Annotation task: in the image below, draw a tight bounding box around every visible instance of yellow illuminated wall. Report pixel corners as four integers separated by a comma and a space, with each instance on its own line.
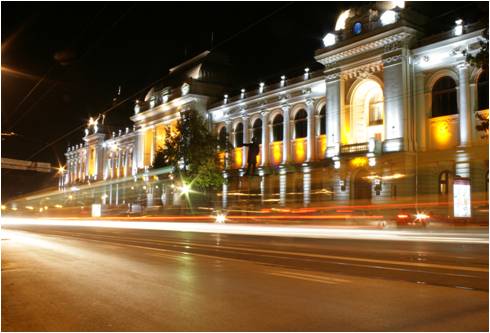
217, 151, 225, 169
233, 148, 242, 169
89, 147, 96, 176
271, 141, 282, 165
256, 145, 261, 166
429, 115, 458, 150
144, 129, 154, 166
293, 138, 306, 163
155, 125, 166, 151
317, 135, 327, 159
350, 157, 368, 168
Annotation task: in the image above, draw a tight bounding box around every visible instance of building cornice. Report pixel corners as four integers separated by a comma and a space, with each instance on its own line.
209, 76, 324, 114
130, 94, 209, 123
315, 26, 417, 66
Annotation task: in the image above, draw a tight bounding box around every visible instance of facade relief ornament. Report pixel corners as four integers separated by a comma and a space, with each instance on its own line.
325, 72, 341, 82
383, 54, 403, 65
318, 32, 411, 65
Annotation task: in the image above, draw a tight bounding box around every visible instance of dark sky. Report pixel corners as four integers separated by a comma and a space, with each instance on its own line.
1, 1, 486, 166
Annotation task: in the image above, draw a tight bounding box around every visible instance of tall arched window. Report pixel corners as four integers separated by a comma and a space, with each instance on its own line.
234, 123, 243, 148
439, 170, 451, 195
218, 126, 227, 150
272, 114, 283, 142
477, 70, 489, 111
319, 105, 326, 135
252, 118, 262, 144
432, 77, 457, 117
294, 109, 308, 138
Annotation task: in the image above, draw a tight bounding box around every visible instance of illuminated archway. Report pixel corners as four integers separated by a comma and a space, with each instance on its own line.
349, 79, 384, 144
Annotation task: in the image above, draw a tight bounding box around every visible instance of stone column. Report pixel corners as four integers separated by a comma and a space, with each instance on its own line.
151, 126, 157, 166
261, 110, 270, 166
457, 63, 472, 147
383, 53, 406, 151
415, 72, 427, 151
306, 98, 315, 162
282, 104, 291, 164
123, 149, 129, 177
117, 149, 122, 178
136, 129, 145, 170
242, 115, 249, 169
224, 120, 232, 170
325, 72, 342, 157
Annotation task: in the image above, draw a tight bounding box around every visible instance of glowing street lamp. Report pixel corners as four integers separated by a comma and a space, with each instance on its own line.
180, 183, 191, 195
215, 213, 226, 224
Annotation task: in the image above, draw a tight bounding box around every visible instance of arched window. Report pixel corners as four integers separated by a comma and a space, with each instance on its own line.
368, 95, 383, 125
477, 70, 489, 111
272, 114, 283, 142
432, 77, 457, 117
252, 118, 262, 144
319, 106, 326, 135
218, 126, 227, 150
234, 123, 243, 147
439, 170, 450, 195
294, 109, 308, 138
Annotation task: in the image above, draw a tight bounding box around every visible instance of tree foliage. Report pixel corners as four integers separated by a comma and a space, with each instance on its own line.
463, 28, 488, 71
153, 109, 224, 190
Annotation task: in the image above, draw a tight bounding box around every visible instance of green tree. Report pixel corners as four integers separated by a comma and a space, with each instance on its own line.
157, 109, 224, 190
463, 28, 488, 71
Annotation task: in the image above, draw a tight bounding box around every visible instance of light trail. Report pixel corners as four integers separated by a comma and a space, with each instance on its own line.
2, 217, 488, 244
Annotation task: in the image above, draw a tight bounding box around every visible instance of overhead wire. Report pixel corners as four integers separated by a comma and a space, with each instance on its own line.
25, 3, 297, 162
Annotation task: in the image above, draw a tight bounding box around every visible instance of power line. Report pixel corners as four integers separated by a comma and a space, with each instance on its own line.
26, 3, 297, 162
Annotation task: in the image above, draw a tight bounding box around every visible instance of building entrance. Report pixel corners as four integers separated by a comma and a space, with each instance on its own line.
353, 169, 372, 201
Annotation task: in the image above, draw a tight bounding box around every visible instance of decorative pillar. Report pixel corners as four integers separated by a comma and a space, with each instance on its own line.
261, 110, 270, 166
306, 98, 315, 162
325, 72, 343, 157
136, 129, 145, 169
151, 126, 157, 166
123, 149, 129, 177
457, 63, 472, 147
383, 53, 406, 152
282, 104, 291, 164
224, 120, 232, 170
242, 114, 249, 169
415, 72, 427, 151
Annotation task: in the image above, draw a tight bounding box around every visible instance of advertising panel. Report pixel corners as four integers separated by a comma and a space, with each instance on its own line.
453, 178, 471, 218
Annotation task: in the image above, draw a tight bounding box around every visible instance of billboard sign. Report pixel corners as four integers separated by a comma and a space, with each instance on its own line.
453, 178, 471, 218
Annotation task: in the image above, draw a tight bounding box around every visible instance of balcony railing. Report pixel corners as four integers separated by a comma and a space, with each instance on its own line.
340, 142, 369, 154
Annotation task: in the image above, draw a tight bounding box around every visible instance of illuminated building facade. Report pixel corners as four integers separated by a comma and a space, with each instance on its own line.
63, 2, 489, 212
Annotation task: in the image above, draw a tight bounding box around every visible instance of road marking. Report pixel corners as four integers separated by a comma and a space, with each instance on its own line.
267, 269, 351, 284
10, 228, 489, 274
72, 232, 488, 273
267, 272, 338, 285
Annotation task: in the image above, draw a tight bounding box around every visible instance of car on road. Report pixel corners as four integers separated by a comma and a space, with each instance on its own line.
395, 210, 431, 227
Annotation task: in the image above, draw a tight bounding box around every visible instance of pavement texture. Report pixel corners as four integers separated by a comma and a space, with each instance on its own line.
2, 223, 488, 331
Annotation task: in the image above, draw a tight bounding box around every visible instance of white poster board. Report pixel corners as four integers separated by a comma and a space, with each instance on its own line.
91, 204, 102, 217
453, 178, 471, 218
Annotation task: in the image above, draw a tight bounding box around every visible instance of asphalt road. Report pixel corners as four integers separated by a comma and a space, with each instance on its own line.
2, 223, 488, 331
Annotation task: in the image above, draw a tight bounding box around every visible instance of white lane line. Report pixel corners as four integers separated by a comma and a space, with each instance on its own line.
271, 270, 351, 283
267, 272, 339, 285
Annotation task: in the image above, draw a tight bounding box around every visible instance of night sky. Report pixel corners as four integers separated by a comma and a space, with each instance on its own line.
2, 1, 486, 167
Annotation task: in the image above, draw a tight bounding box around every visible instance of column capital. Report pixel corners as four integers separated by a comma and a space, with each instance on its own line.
456, 62, 470, 70
260, 109, 270, 117
281, 104, 290, 113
